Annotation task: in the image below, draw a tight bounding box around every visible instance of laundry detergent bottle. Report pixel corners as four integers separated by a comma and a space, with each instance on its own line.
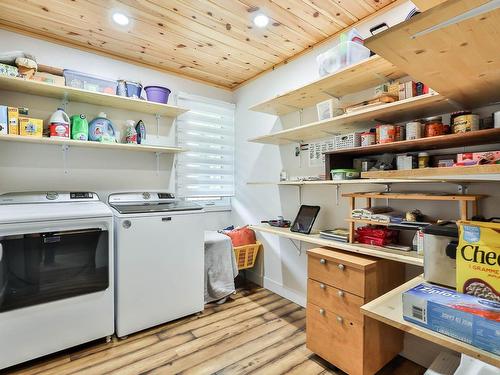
125, 120, 137, 144
89, 112, 116, 143
70, 114, 89, 141
49, 108, 70, 138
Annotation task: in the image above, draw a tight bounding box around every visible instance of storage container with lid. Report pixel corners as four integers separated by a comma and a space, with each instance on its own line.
422, 222, 458, 288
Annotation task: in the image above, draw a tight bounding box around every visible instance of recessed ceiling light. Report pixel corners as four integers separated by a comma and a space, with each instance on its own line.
253, 14, 269, 28
112, 12, 130, 26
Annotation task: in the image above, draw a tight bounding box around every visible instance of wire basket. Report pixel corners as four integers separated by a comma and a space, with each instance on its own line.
233, 241, 262, 270
334, 132, 362, 150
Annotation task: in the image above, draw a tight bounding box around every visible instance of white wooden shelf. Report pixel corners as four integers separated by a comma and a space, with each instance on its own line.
0, 134, 184, 154
361, 276, 500, 368
249, 93, 458, 145
249, 55, 405, 116
250, 224, 423, 266
0, 75, 188, 117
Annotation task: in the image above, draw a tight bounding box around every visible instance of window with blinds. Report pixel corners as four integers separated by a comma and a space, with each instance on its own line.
176, 93, 235, 203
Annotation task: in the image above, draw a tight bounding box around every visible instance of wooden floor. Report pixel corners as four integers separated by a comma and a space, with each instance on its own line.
4, 285, 426, 375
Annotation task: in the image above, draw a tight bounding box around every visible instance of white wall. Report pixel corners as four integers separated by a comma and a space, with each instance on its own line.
0, 29, 233, 230
232, 1, 500, 367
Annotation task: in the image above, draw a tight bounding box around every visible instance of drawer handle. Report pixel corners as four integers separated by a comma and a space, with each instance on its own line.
336, 316, 343, 323
319, 308, 325, 315
319, 283, 326, 289
319, 258, 326, 265
337, 290, 344, 297
337, 263, 345, 271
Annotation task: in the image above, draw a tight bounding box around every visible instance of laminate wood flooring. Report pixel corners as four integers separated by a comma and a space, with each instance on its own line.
4, 285, 426, 375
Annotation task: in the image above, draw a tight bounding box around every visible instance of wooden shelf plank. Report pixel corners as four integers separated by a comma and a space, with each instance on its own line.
248, 93, 458, 145
362, 165, 500, 181
361, 276, 500, 368
0, 75, 188, 117
0, 134, 184, 154
249, 55, 406, 115
365, 0, 500, 108
342, 192, 484, 201
250, 224, 423, 266
247, 179, 447, 186
325, 128, 500, 157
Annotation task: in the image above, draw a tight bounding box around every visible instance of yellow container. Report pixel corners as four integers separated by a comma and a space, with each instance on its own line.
457, 220, 500, 302
7, 107, 19, 135
19, 117, 43, 137
233, 241, 262, 270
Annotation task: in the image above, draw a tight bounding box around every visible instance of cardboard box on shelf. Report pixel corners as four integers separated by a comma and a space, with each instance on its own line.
457, 152, 500, 166
457, 221, 500, 303
403, 282, 500, 355
19, 117, 43, 137
7, 107, 19, 135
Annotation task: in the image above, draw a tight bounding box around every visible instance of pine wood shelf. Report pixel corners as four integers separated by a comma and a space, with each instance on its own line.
247, 179, 445, 186
342, 192, 484, 202
362, 165, 500, 181
249, 93, 458, 145
0, 75, 188, 117
365, 0, 500, 108
361, 276, 500, 368
325, 128, 500, 157
250, 224, 423, 266
249, 55, 405, 116
0, 134, 184, 154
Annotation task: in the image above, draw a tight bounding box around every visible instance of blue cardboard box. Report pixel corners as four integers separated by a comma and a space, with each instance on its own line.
402, 283, 500, 355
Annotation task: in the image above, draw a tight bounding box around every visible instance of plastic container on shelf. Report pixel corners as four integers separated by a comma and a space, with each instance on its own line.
316, 29, 370, 77
63, 69, 117, 94
144, 86, 171, 104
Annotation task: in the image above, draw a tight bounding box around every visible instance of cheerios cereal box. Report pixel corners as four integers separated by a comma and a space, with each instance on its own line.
457, 221, 500, 302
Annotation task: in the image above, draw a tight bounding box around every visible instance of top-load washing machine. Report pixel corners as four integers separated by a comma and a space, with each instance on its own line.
108, 192, 205, 337
0, 192, 114, 370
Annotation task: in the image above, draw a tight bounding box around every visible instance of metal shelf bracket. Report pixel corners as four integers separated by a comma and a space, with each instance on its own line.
155, 152, 161, 175
61, 144, 70, 174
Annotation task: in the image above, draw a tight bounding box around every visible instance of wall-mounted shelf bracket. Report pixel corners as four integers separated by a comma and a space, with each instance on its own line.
155, 113, 161, 138
61, 144, 70, 174
335, 184, 340, 205
61, 92, 69, 112
288, 238, 302, 256
155, 152, 161, 175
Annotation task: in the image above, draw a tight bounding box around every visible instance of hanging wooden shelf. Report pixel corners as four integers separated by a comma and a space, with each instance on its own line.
0, 134, 184, 154
246, 179, 442, 186
361, 165, 500, 181
325, 128, 500, 157
249, 93, 458, 145
0, 75, 188, 117
365, 0, 500, 108
249, 55, 405, 115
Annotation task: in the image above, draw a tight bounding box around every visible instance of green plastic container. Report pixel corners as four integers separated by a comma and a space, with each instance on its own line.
70, 114, 88, 141
330, 169, 360, 180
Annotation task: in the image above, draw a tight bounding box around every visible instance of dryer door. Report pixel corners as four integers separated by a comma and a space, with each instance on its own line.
0, 228, 109, 312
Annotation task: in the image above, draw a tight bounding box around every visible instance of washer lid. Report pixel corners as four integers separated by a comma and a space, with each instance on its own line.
0, 201, 112, 224
110, 201, 203, 214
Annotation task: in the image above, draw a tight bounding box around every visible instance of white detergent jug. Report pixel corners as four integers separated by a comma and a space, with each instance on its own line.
49, 108, 70, 138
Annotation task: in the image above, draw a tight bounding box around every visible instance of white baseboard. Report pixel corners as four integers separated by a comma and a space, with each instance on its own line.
263, 277, 306, 307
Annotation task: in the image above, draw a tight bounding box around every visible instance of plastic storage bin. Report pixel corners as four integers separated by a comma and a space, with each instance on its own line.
233, 241, 261, 270
63, 69, 117, 94
334, 132, 362, 150
317, 41, 371, 77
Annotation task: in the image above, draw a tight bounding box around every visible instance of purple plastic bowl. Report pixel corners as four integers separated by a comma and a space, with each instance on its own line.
144, 86, 171, 104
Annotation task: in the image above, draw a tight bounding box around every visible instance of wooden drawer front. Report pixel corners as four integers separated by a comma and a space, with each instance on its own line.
307, 278, 364, 323
306, 302, 363, 375
308, 254, 366, 297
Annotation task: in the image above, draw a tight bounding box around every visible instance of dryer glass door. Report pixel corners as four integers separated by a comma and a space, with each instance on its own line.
0, 228, 109, 312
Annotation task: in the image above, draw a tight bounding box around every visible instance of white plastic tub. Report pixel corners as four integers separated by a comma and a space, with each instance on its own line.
317, 41, 371, 77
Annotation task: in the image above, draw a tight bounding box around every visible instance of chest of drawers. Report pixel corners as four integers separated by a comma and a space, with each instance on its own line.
306, 247, 405, 375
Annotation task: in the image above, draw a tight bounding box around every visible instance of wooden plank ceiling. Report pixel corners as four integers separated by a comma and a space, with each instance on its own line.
0, 0, 397, 89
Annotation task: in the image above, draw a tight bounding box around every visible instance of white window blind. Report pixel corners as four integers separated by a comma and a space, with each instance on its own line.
176, 93, 235, 199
